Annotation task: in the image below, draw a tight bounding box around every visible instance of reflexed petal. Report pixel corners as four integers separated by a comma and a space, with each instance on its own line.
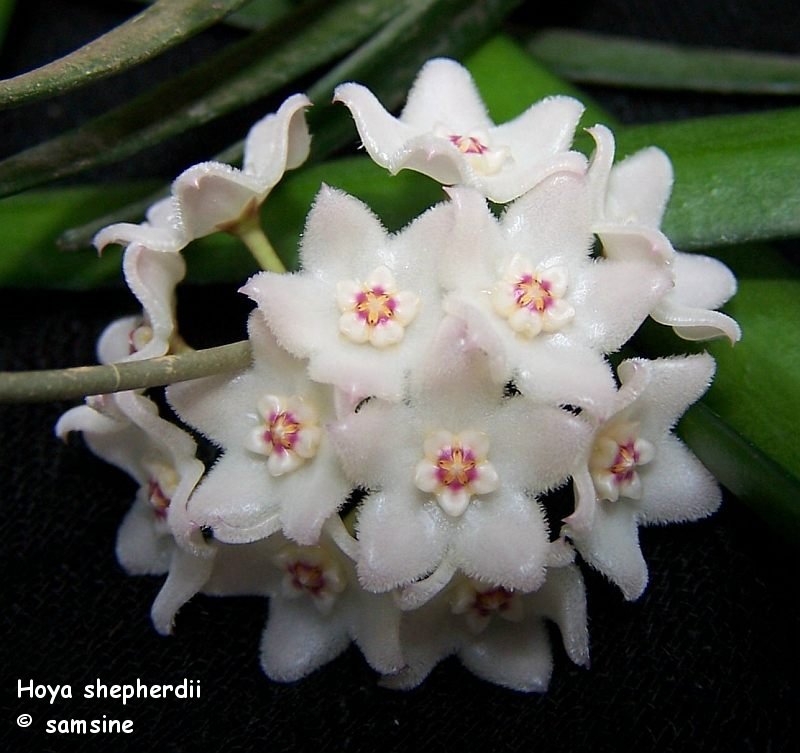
243, 93, 311, 183
151, 547, 215, 635
333, 82, 416, 168
173, 162, 262, 237
122, 243, 185, 360
651, 299, 742, 343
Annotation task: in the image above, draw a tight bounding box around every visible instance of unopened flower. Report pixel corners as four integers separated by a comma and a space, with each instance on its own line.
94, 93, 311, 253
588, 124, 741, 344
564, 354, 722, 599
334, 58, 586, 202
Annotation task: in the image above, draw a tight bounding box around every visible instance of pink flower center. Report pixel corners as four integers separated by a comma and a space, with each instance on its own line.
354, 287, 397, 327
472, 586, 516, 617
148, 478, 170, 519
264, 411, 300, 455
287, 560, 327, 596
435, 445, 478, 490
514, 274, 554, 313
610, 440, 640, 484
449, 134, 489, 155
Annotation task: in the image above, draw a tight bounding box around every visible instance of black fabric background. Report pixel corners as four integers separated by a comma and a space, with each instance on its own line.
1, 2, 798, 751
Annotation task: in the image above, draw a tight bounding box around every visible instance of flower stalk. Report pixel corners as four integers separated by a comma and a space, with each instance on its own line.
0, 341, 252, 403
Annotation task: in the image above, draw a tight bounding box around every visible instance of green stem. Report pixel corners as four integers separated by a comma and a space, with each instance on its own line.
232, 214, 286, 273
0, 341, 252, 404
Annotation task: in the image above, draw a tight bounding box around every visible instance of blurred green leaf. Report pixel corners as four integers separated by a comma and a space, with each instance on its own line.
528, 29, 800, 95
135, 0, 308, 31
0, 0, 251, 109
468, 35, 611, 130
0, 0, 405, 198
0, 0, 15, 50
679, 403, 800, 544
618, 109, 800, 249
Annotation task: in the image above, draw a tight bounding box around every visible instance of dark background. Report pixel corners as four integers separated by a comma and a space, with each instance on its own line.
1, 1, 798, 751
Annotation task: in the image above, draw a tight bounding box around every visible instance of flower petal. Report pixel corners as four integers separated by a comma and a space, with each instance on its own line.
355, 490, 448, 592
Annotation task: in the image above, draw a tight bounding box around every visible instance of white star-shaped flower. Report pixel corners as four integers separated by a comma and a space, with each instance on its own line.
242, 185, 447, 403
330, 334, 591, 596
166, 312, 351, 546
438, 179, 672, 416
202, 518, 403, 682
334, 58, 587, 202
563, 354, 722, 600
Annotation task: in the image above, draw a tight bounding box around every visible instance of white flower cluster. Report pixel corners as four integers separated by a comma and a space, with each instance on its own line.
58, 59, 739, 692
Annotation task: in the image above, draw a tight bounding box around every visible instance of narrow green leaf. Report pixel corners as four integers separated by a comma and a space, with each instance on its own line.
0, 0, 15, 50
0, 0, 251, 109
678, 404, 800, 544
467, 34, 612, 131
617, 109, 800, 249
222, 0, 307, 31
528, 29, 800, 95
0, 0, 405, 198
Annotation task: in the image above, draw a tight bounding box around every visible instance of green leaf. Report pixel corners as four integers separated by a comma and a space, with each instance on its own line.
467, 35, 612, 131
0, 0, 15, 50
0, 0, 405, 198
134, 0, 310, 32
617, 109, 800, 249
0, 0, 252, 109
527, 29, 800, 95
678, 404, 800, 544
